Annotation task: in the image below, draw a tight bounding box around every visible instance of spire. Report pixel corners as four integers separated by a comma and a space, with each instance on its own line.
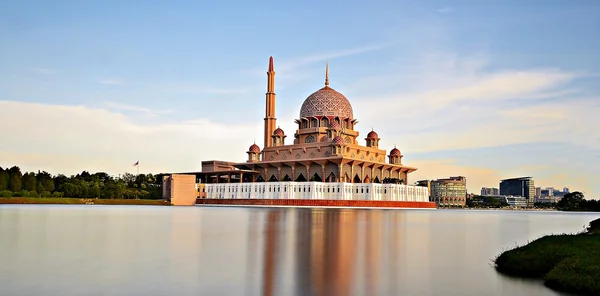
268, 56, 274, 72
325, 61, 329, 87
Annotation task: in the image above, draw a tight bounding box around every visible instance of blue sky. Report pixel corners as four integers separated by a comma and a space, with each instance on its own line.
1, 1, 599, 197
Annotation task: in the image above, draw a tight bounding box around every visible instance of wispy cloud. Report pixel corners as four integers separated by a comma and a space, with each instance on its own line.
99, 79, 123, 85
0, 100, 262, 176
278, 44, 389, 72
171, 85, 248, 95
30, 67, 57, 75
437, 7, 453, 14
242, 44, 391, 79
104, 101, 173, 115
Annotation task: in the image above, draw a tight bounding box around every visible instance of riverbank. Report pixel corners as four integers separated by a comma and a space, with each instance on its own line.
0, 197, 170, 206
494, 218, 600, 295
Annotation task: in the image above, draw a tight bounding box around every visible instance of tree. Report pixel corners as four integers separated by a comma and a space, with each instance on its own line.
0, 167, 8, 191
8, 166, 22, 192
557, 191, 585, 211
36, 171, 55, 192
22, 172, 37, 192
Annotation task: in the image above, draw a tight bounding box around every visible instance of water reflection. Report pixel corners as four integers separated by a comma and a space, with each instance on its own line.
251, 208, 589, 296
0, 205, 596, 296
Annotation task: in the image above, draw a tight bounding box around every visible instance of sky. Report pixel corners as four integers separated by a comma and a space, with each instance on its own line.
1, 1, 599, 197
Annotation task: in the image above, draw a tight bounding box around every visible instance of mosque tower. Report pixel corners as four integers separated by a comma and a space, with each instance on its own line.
264, 56, 277, 148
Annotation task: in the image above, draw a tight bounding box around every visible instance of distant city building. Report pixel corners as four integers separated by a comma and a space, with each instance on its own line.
535, 187, 542, 198
541, 189, 553, 197
416, 180, 431, 195
563, 187, 570, 193
499, 177, 535, 206
481, 187, 499, 196
504, 196, 528, 208
535, 197, 561, 204
431, 176, 467, 207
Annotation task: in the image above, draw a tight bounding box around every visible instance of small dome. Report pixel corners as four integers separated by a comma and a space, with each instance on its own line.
390, 147, 401, 156
273, 127, 285, 137
248, 143, 261, 153
366, 130, 379, 139
329, 121, 341, 130
332, 136, 345, 145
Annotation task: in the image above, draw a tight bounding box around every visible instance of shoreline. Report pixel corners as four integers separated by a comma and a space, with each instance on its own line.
0, 197, 170, 206
494, 218, 600, 295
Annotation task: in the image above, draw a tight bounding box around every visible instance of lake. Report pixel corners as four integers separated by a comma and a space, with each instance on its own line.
0, 205, 598, 296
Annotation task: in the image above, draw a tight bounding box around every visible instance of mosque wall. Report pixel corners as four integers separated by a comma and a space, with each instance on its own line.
203, 182, 430, 202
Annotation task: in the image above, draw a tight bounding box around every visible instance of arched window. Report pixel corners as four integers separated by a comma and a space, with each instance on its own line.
311, 118, 318, 128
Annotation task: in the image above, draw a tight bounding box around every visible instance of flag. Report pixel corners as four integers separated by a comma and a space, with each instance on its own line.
133, 161, 139, 166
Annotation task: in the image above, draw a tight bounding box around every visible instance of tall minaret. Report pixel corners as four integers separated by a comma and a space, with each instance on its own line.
264, 56, 277, 148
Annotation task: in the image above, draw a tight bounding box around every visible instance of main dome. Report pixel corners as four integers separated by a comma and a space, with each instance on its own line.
299, 86, 354, 119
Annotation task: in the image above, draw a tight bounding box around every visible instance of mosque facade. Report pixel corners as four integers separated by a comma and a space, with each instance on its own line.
234, 57, 417, 184
163, 57, 432, 207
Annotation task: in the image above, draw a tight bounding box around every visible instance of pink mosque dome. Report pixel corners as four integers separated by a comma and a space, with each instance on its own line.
390, 147, 401, 156
248, 143, 261, 153
273, 127, 285, 137
299, 64, 353, 120
332, 136, 345, 145
366, 130, 379, 139
299, 86, 353, 120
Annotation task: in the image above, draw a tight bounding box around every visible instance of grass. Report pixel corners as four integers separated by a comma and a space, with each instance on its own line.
0, 197, 171, 206
494, 218, 600, 295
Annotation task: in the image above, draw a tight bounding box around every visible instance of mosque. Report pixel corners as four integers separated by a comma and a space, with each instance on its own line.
163, 57, 432, 207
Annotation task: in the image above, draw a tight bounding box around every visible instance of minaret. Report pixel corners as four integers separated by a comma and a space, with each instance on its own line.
264, 56, 277, 148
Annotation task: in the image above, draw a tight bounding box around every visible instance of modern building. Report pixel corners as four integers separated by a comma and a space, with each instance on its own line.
563, 187, 570, 193
499, 177, 535, 206
541, 188, 554, 197
481, 187, 499, 196
430, 176, 467, 207
162, 57, 433, 206
535, 187, 542, 198
504, 196, 528, 208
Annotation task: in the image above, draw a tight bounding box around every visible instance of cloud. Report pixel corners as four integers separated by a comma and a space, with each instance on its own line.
99, 79, 123, 85
242, 44, 390, 79
278, 44, 389, 72
104, 101, 174, 115
162, 84, 249, 95
346, 52, 594, 154
30, 68, 57, 75
0, 100, 262, 176
437, 7, 453, 14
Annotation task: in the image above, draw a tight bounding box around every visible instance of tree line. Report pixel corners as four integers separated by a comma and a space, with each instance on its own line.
556, 192, 600, 211
0, 166, 163, 199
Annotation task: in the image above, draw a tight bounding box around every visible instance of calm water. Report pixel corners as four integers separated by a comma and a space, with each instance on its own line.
0, 205, 598, 296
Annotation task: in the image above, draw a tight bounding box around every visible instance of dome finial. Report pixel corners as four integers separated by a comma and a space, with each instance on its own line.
325, 61, 329, 87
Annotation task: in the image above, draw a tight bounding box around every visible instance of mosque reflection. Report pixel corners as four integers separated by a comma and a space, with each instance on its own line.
253, 208, 408, 296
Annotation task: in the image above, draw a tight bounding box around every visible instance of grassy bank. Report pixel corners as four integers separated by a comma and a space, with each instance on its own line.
0, 197, 170, 206
494, 218, 600, 295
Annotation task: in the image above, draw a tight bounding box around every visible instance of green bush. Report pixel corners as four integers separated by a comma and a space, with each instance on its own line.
545, 254, 600, 295
495, 231, 600, 295
52, 191, 64, 198
0, 190, 12, 197
12, 190, 31, 197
